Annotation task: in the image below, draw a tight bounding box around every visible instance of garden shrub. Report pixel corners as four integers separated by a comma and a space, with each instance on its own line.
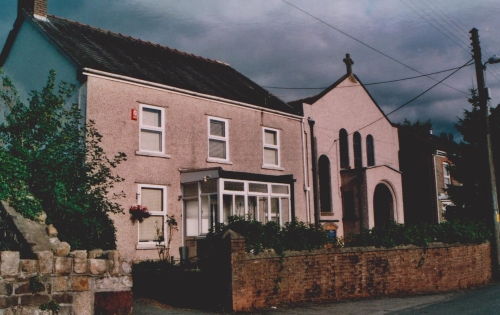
205, 216, 329, 254
344, 220, 491, 248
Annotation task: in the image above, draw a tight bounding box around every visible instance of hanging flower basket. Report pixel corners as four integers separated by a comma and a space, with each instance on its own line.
129, 205, 150, 223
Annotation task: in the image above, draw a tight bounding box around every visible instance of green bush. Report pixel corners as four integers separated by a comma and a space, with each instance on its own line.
0, 70, 126, 250
205, 216, 329, 254
345, 220, 491, 248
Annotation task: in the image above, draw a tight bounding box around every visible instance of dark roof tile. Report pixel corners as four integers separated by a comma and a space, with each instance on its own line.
28, 14, 299, 115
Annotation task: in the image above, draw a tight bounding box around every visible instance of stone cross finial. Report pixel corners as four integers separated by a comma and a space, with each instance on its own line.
343, 53, 354, 75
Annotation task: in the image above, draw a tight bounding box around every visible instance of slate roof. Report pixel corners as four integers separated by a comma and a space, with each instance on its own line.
1, 13, 299, 115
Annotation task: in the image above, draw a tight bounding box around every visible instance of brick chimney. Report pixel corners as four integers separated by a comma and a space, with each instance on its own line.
18, 0, 47, 20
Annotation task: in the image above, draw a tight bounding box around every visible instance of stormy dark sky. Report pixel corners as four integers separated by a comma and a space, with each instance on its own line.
1, 0, 499, 139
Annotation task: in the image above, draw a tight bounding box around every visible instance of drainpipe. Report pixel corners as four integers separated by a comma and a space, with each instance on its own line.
301, 118, 311, 224
308, 118, 320, 227
432, 153, 440, 223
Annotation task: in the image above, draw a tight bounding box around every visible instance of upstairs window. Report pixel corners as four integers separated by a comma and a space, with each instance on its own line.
366, 135, 375, 166
339, 129, 349, 168
353, 132, 362, 168
443, 162, 451, 186
140, 105, 164, 153
263, 128, 280, 166
208, 117, 229, 161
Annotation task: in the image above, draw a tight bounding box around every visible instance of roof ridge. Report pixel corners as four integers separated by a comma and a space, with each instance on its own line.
45, 14, 230, 67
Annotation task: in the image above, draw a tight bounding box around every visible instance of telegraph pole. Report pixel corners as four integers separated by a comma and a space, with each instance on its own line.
470, 28, 500, 279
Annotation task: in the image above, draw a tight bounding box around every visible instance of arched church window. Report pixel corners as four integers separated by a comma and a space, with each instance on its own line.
339, 129, 349, 168
353, 132, 362, 168
367, 135, 375, 167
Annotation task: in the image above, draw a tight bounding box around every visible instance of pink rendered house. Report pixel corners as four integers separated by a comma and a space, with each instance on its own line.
1, 1, 404, 261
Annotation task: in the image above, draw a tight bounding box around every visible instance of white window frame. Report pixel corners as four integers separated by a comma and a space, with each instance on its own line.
207, 117, 230, 163
220, 180, 291, 226
262, 127, 281, 168
182, 179, 291, 237
139, 104, 165, 155
136, 184, 167, 248
443, 162, 451, 186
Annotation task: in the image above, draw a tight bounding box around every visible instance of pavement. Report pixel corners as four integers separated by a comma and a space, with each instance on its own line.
132, 282, 500, 314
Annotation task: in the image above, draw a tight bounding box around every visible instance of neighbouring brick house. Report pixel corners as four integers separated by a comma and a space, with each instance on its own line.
1, 0, 404, 261
398, 127, 459, 224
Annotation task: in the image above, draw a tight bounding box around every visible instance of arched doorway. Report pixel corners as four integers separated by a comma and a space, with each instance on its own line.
373, 183, 393, 226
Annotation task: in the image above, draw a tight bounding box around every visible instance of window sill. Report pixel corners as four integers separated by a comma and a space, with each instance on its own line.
261, 165, 285, 171
206, 158, 233, 165
136, 151, 171, 159
136, 243, 162, 250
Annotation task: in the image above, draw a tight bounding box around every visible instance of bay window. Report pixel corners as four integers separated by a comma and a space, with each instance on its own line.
183, 178, 291, 237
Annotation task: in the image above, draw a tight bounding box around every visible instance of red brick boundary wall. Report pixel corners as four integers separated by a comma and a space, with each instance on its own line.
224, 233, 492, 312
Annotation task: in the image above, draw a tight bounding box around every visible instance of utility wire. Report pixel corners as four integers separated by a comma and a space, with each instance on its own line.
422, 0, 471, 48
423, 0, 500, 83
324, 58, 473, 154
262, 64, 472, 90
428, 0, 468, 34
419, 0, 500, 84
281, 0, 470, 96
400, 0, 470, 53
352, 59, 472, 134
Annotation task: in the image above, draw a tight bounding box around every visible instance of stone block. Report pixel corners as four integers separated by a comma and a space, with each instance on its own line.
1, 252, 20, 276
89, 259, 107, 275
19, 294, 50, 307
0, 282, 13, 296
70, 251, 87, 274
107, 260, 120, 276
57, 305, 72, 315
52, 276, 69, 292
52, 293, 73, 304
94, 291, 132, 315
121, 259, 132, 274
121, 275, 133, 288
88, 249, 103, 259
35, 252, 53, 275
107, 250, 120, 261
46, 224, 57, 237
20, 260, 38, 275
95, 277, 120, 291
14, 282, 31, 295
52, 242, 70, 257
0, 296, 18, 309
54, 257, 72, 275
70, 276, 90, 292
73, 291, 92, 315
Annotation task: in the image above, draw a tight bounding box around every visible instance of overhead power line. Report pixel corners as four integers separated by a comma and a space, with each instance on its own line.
322, 58, 472, 154
352, 59, 473, 135
401, 0, 470, 53
262, 64, 472, 90
281, 0, 470, 95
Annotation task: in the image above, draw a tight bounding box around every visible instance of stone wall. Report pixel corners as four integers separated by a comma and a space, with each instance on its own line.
224, 233, 492, 312
0, 250, 132, 315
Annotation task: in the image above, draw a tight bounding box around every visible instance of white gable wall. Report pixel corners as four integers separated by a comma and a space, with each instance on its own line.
303, 74, 403, 235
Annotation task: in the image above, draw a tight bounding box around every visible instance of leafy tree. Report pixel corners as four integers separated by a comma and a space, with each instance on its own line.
446, 89, 500, 221
400, 118, 433, 136
0, 70, 126, 249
